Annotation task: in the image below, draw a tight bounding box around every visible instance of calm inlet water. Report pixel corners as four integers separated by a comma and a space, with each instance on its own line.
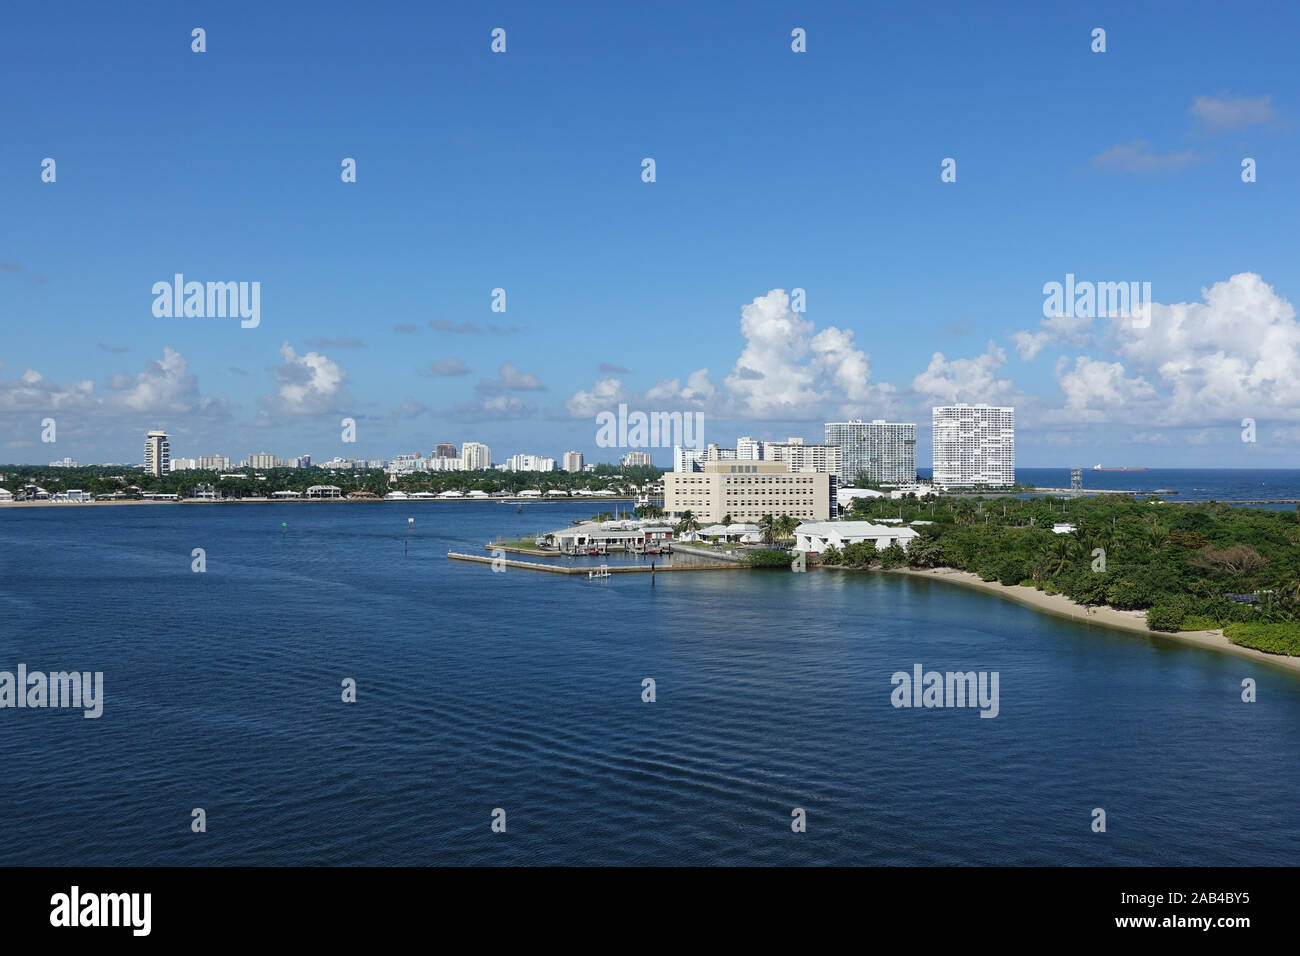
1, 500, 1298, 866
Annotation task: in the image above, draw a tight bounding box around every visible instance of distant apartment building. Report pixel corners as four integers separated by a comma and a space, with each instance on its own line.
461, 442, 491, 471
427, 456, 463, 471
824, 419, 916, 485
703, 443, 737, 462
249, 453, 277, 469
736, 437, 761, 461
387, 454, 425, 475
621, 451, 653, 467
673, 445, 704, 472
505, 453, 556, 472
198, 455, 230, 471
931, 404, 1015, 488
49, 457, 78, 468
434, 443, 458, 459
663, 461, 831, 523
563, 450, 584, 472
319, 456, 367, 470
291, 455, 311, 468
170, 457, 198, 471
762, 438, 843, 477
144, 430, 170, 476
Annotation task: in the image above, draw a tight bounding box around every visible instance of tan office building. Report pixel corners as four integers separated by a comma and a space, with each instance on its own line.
663, 461, 830, 523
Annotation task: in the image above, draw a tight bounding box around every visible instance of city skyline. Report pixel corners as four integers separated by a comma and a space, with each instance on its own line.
5, 3, 1300, 469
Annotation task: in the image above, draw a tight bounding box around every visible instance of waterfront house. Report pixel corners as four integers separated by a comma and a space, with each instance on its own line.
794, 521, 919, 554
682, 523, 761, 544
542, 519, 674, 554
307, 485, 343, 498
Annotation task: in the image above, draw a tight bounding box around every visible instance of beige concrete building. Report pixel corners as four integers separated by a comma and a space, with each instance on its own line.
663, 461, 830, 523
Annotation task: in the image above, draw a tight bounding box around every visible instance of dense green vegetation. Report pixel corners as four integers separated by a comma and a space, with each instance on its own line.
819, 541, 876, 567
1224, 622, 1300, 656
0, 463, 661, 500
841, 491, 1300, 651
746, 548, 795, 568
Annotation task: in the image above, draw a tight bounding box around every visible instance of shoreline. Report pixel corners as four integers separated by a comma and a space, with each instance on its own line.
0, 496, 638, 508
884, 566, 1300, 675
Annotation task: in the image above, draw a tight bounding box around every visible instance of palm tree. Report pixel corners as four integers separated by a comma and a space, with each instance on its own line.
1043, 534, 1079, 576
721, 512, 733, 526
675, 510, 699, 536
776, 514, 798, 543
758, 513, 776, 545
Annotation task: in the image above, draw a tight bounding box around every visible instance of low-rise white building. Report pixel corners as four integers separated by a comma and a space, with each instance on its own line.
794, 521, 919, 554
682, 523, 761, 544
837, 488, 887, 511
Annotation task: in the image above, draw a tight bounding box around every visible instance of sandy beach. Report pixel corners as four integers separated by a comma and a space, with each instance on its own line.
886, 566, 1300, 676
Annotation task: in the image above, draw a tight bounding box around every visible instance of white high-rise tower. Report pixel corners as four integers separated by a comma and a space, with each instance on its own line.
931, 404, 1014, 488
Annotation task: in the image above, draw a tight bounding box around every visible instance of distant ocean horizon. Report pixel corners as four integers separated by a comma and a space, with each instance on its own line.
912, 467, 1300, 504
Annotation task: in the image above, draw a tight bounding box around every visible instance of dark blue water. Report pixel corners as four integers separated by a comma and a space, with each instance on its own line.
2, 501, 1298, 865
1007, 468, 1298, 504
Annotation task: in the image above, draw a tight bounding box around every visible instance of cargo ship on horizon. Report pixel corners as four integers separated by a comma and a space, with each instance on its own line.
1092, 464, 1149, 472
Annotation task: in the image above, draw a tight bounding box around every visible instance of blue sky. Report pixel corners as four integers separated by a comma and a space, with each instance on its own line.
3, 0, 1299, 468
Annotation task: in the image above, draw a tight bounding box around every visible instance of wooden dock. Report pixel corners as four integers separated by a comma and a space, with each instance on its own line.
446, 552, 746, 574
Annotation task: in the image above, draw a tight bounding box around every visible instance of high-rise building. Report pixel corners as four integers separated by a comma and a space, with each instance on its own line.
563, 450, 584, 472
703, 443, 736, 461
763, 438, 843, 476
504, 453, 556, 472
198, 455, 230, 471
663, 461, 830, 523
824, 420, 916, 485
673, 445, 704, 472
736, 437, 762, 460
621, 451, 653, 467
434, 443, 458, 459
931, 404, 1015, 489
461, 442, 491, 470
144, 430, 170, 476
249, 453, 277, 469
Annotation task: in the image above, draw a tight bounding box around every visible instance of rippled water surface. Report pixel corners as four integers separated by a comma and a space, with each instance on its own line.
1, 501, 1297, 865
